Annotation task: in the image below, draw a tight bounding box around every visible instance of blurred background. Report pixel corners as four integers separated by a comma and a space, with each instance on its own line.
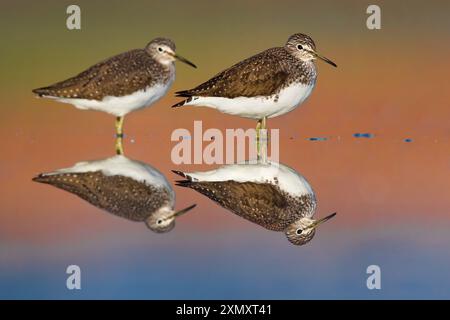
0, 0, 449, 299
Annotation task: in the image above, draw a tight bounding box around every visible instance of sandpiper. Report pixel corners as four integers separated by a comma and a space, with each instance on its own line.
32, 37, 196, 154
173, 162, 336, 245
32, 155, 196, 232
172, 33, 336, 155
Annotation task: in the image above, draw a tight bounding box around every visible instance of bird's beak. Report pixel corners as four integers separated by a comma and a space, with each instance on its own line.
169, 204, 197, 219
168, 51, 197, 68
311, 212, 337, 228
310, 50, 337, 67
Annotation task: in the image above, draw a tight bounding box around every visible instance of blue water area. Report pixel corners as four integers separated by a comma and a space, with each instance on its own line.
353, 133, 374, 138
308, 137, 328, 141
404, 138, 413, 143
2, 224, 450, 299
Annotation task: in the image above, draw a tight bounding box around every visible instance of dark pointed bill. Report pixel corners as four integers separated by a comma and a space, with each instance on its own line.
315, 52, 337, 67
171, 204, 197, 218
173, 53, 197, 68
312, 212, 337, 228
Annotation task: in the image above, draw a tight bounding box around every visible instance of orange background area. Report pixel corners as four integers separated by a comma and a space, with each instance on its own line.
0, 0, 449, 253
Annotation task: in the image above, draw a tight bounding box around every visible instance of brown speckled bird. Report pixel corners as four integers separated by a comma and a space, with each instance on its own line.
32, 155, 196, 232
172, 162, 336, 245
32, 37, 196, 154
172, 33, 336, 155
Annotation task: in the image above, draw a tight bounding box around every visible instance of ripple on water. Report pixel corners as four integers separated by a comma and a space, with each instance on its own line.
307, 137, 328, 141
353, 133, 374, 138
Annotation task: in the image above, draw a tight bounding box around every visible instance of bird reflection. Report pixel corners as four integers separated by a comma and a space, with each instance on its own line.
33, 155, 196, 232
173, 161, 335, 245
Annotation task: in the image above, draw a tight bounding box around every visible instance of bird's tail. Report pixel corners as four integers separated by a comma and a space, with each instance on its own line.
172, 170, 194, 188
32, 173, 53, 184
32, 86, 53, 97
32, 173, 70, 188
32, 172, 81, 188
174, 180, 194, 188
171, 92, 197, 108
171, 99, 188, 108
32, 172, 95, 204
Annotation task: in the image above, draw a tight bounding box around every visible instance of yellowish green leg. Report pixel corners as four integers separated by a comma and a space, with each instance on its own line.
262, 116, 270, 144
115, 116, 124, 155
260, 116, 268, 163
256, 119, 262, 160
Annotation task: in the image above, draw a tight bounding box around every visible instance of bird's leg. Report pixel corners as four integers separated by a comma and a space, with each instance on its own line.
256, 119, 262, 161
260, 116, 268, 163
262, 116, 270, 141
115, 116, 124, 155
115, 136, 124, 155
261, 116, 267, 130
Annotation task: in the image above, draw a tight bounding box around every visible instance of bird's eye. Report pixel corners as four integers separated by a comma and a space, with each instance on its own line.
158, 47, 163, 52
157, 219, 163, 225
296, 229, 303, 235
297, 44, 303, 50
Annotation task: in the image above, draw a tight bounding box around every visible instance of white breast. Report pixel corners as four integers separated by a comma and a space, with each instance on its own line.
185, 161, 314, 197
45, 155, 175, 206
56, 77, 174, 117
184, 82, 315, 120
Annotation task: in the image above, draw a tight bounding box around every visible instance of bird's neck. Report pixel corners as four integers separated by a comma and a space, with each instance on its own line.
289, 59, 316, 86
155, 61, 175, 84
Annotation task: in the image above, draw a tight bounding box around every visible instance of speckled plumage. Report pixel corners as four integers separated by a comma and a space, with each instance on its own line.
33, 171, 171, 222
176, 47, 316, 104
32, 49, 173, 100
172, 33, 322, 114
176, 48, 315, 100
174, 172, 316, 231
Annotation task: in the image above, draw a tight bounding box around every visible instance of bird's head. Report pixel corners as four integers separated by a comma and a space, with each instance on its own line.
285, 33, 337, 68
145, 204, 196, 233
284, 212, 336, 245
145, 37, 196, 68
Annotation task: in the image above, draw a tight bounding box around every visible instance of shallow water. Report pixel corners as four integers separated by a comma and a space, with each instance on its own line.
1, 0, 450, 299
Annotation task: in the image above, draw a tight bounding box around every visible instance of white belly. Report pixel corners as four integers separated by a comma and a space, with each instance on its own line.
184, 82, 315, 120
185, 161, 315, 198
45, 155, 176, 206
55, 81, 173, 117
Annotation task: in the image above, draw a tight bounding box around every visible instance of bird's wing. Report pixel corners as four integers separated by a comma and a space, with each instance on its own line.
176, 179, 289, 230
175, 48, 289, 99
32, 171, 169, 221
32, 50, 158, 100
